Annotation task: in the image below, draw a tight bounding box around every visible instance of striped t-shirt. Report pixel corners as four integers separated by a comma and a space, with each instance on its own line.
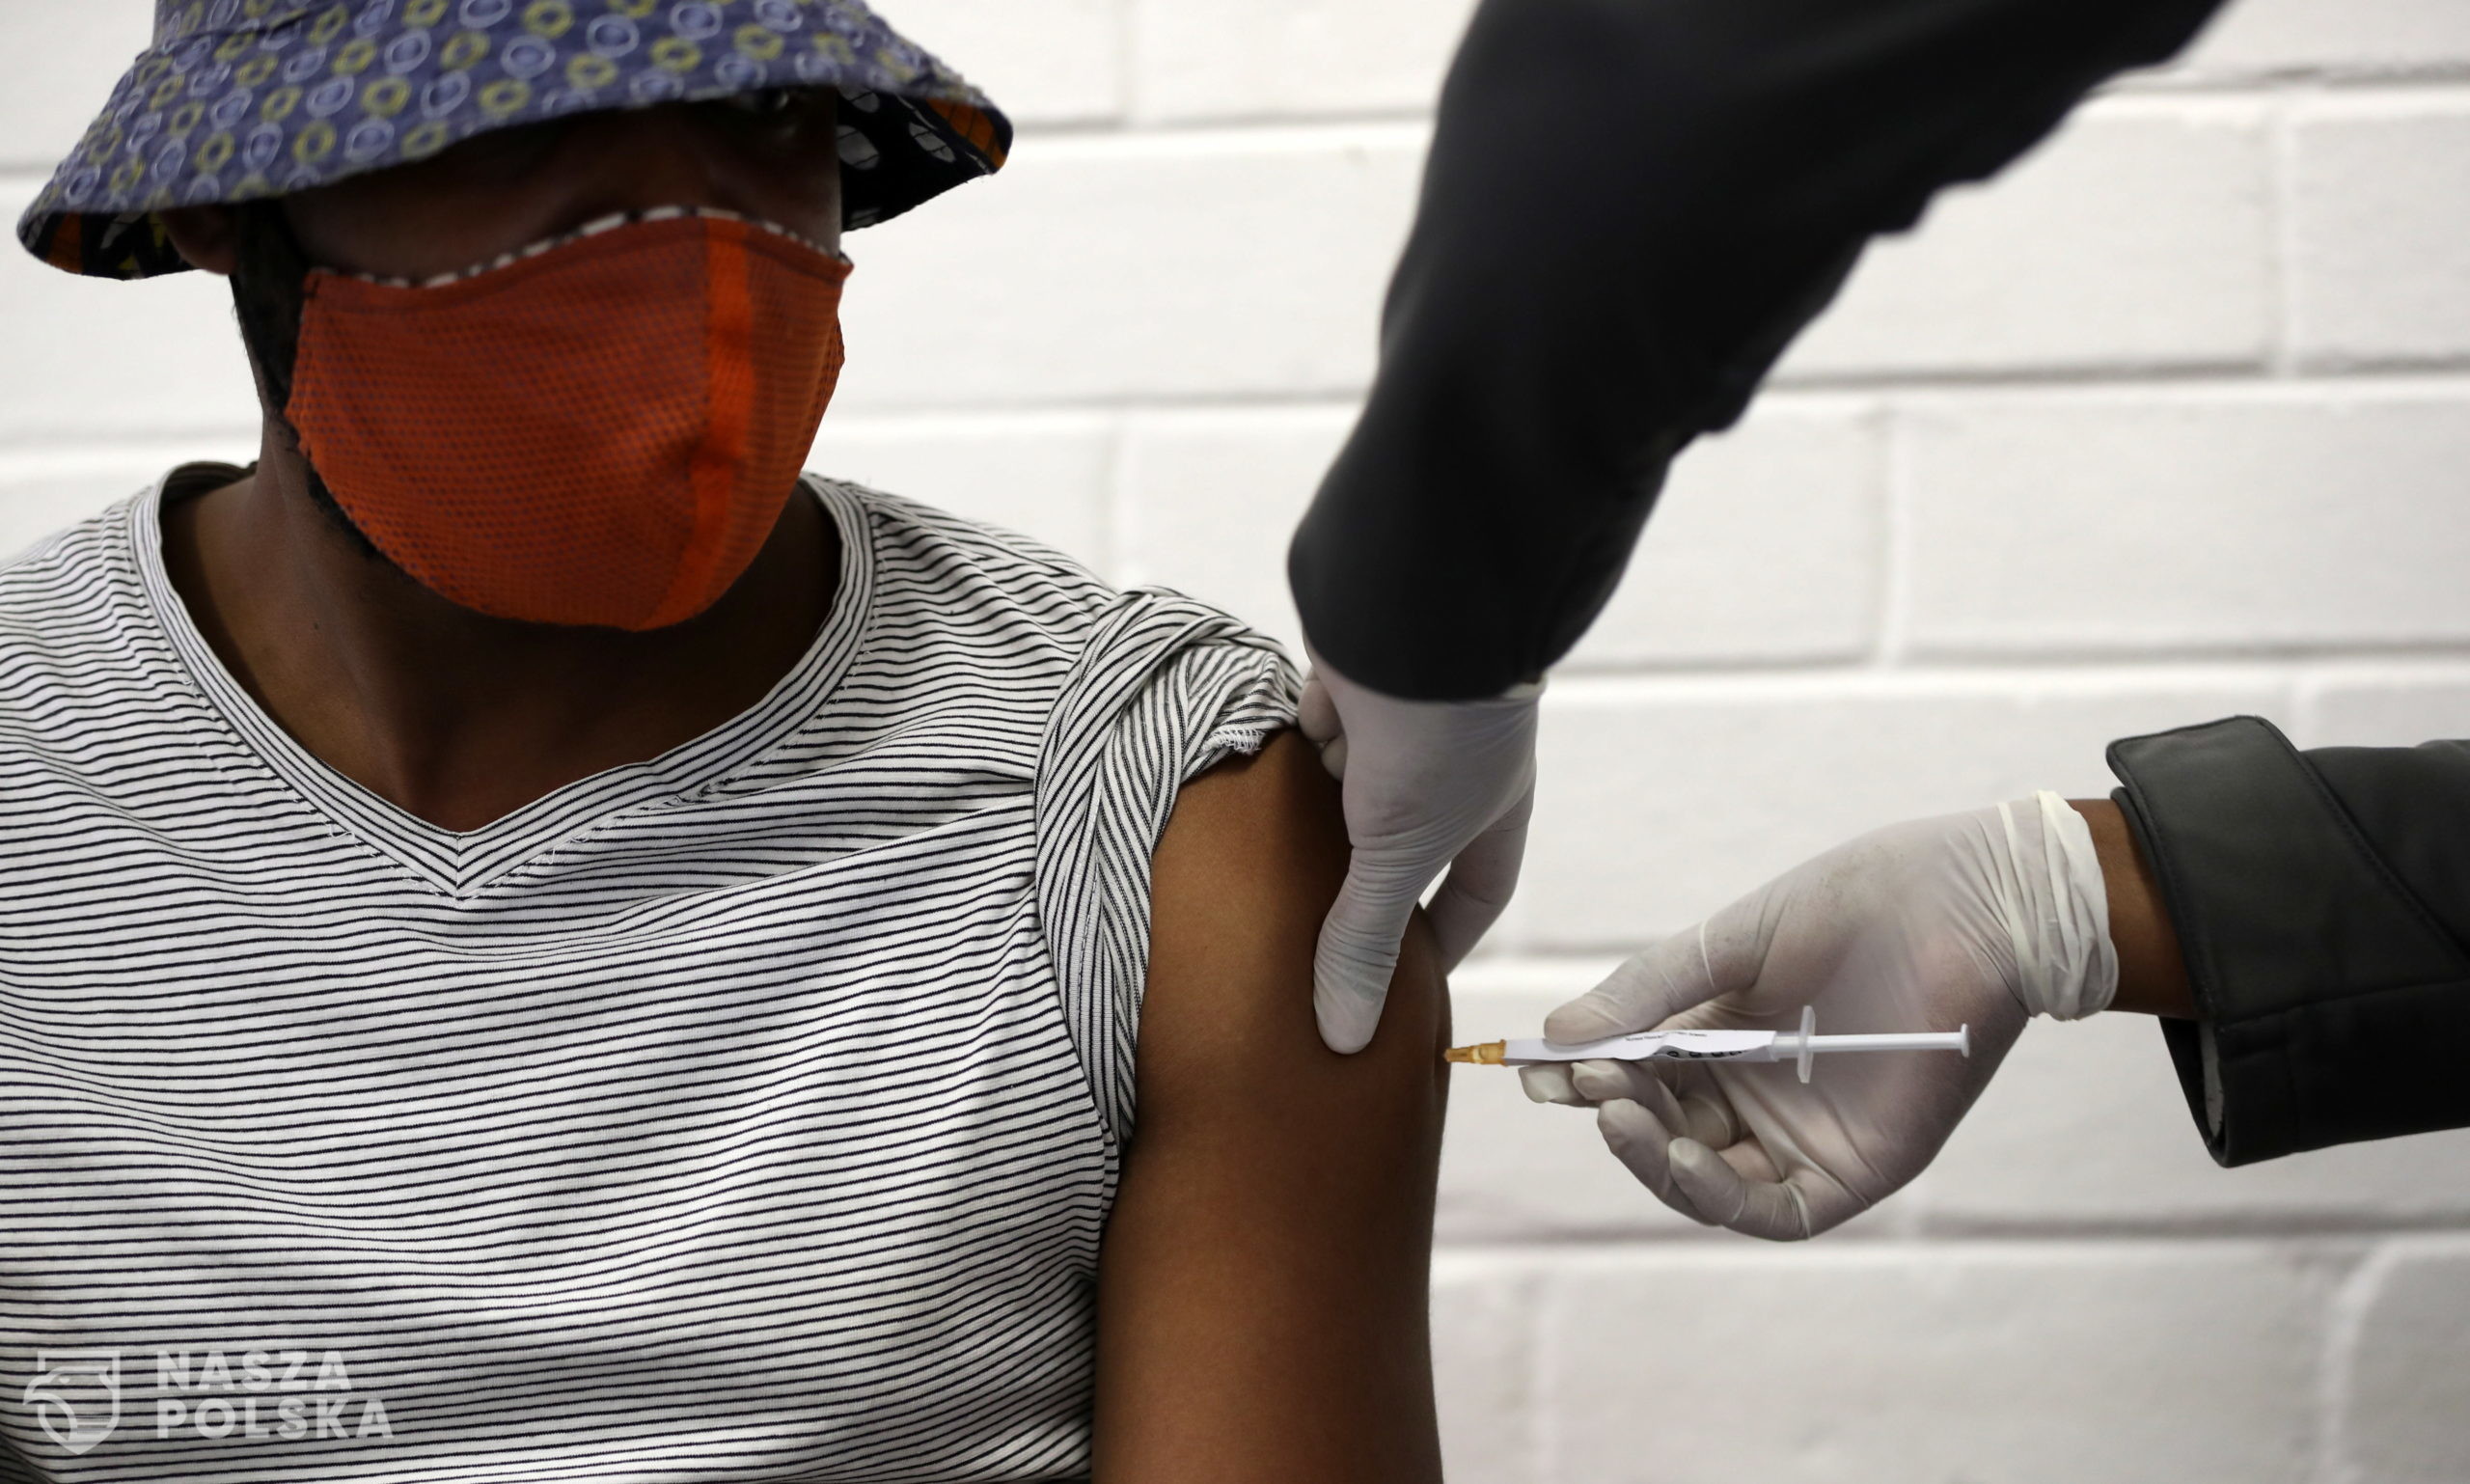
0, 466, 1298, 1483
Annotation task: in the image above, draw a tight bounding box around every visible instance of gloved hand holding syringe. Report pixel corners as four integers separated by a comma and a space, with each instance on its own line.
1468, 793, 2110, 1241
1447, 1005, 1970, 1083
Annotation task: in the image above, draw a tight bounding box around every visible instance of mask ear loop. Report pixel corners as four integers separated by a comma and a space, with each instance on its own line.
226, 201, 385, 559
228, 199, 313, 419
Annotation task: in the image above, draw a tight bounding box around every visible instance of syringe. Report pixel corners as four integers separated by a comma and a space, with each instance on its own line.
1444, 1006, 1969, 1084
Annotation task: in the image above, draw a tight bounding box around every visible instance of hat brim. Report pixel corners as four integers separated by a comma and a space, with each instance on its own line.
15, 0, 1010, 280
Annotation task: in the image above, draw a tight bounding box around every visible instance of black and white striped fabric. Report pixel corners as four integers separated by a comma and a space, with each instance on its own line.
0, 467, 1296, 1483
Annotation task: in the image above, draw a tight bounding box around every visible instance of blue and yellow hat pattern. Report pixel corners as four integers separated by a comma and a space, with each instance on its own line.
16, 0, 1011, 280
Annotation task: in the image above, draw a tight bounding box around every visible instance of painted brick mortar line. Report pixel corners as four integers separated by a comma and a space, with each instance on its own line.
13, 67, 2470, 175
1876, 407, 1917, 668
1432, 1238, 2408, 1261
841, 365, 2470, 415
1529, 1267, 1568, 1484
1777, 359, 2470, 393
29, 377, 2470, 458
939, 71, 2470, 138
1545, 645, 2470, 679
1531, 661, 2470, 701
987, 74, 2470, 136
1470, 1265, 1546, 1480
1908, 1212, 2470, 1242
1432, 1219, 2470, 1251
66, 363, 2425, 429
2314, 1243, 2394, 1484
1098, 413, 1135, 586
19, 363, 2470, 460
11, 74, 2465, 173
1109, 0, 1139, 139
2128, 65, 2470, 94
6, 73, 2466, 164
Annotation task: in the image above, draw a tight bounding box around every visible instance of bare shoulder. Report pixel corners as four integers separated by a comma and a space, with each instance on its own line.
1142, 728, 1451, 1110
1092, 728, 1446, 1484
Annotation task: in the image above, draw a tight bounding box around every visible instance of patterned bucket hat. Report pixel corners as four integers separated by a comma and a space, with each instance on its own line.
16, 0, 1011, 280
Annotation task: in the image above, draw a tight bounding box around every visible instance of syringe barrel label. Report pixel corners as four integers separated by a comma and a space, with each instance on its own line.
1506, 1030, 1780, 1063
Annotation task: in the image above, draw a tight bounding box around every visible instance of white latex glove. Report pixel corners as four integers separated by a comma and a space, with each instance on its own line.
1301, 644, 1541, 1054
1523, 794, 2115, 1239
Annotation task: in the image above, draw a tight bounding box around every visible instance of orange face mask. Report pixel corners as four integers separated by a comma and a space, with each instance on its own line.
285, 211, 851, 631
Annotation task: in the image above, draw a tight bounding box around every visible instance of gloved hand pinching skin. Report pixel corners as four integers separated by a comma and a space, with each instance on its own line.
1301, 646, 1540, 1054
1524, 798, 2114, 1239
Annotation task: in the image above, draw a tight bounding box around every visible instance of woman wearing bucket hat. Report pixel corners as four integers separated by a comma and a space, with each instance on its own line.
0, 4, 1448, 1479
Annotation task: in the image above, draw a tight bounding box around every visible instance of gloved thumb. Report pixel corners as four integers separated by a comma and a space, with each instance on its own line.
1298, 673, 1348, 781
1546, 897, 1762, 1044
1313, 849, 1429, 1054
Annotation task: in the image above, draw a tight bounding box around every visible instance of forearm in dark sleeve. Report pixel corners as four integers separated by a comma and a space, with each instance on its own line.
2108, 718, 2470, 1167
1290, 0, 2232, 701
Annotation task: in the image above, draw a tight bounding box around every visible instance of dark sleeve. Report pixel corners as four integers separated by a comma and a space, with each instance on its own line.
1289, 0, 2233, 701
2107, 718, 2470, 1166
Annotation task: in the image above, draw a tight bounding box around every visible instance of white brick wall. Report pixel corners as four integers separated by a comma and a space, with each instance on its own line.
881, 0, 1125, 125
2338, 1244, 2470, 1484
1779, 97, 2276, 380
2177, 0, 2470, 79
2301, 669, 2470, 749
0, 178, 259, 443
1127, 0, 1481, 124
2289, 93, 2470, 369
1536, 1244, 2333, 1484
1897, 383, 2470, 655
0, 7, 153, 172
834, 124, 1424, 408
8, 2, 2470, 1479
1520, 673, 2295, 949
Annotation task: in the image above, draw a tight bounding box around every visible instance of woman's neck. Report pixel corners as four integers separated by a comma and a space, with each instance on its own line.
158, 429, 837, 833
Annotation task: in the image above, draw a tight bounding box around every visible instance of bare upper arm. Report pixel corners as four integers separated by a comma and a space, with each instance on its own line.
1091, 728, 1448, 1484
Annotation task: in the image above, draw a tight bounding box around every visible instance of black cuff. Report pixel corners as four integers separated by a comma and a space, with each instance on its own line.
2109, 716, 2470, 1166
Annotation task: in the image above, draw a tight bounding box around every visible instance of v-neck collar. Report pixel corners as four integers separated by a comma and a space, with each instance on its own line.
132, 467, 877, 899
